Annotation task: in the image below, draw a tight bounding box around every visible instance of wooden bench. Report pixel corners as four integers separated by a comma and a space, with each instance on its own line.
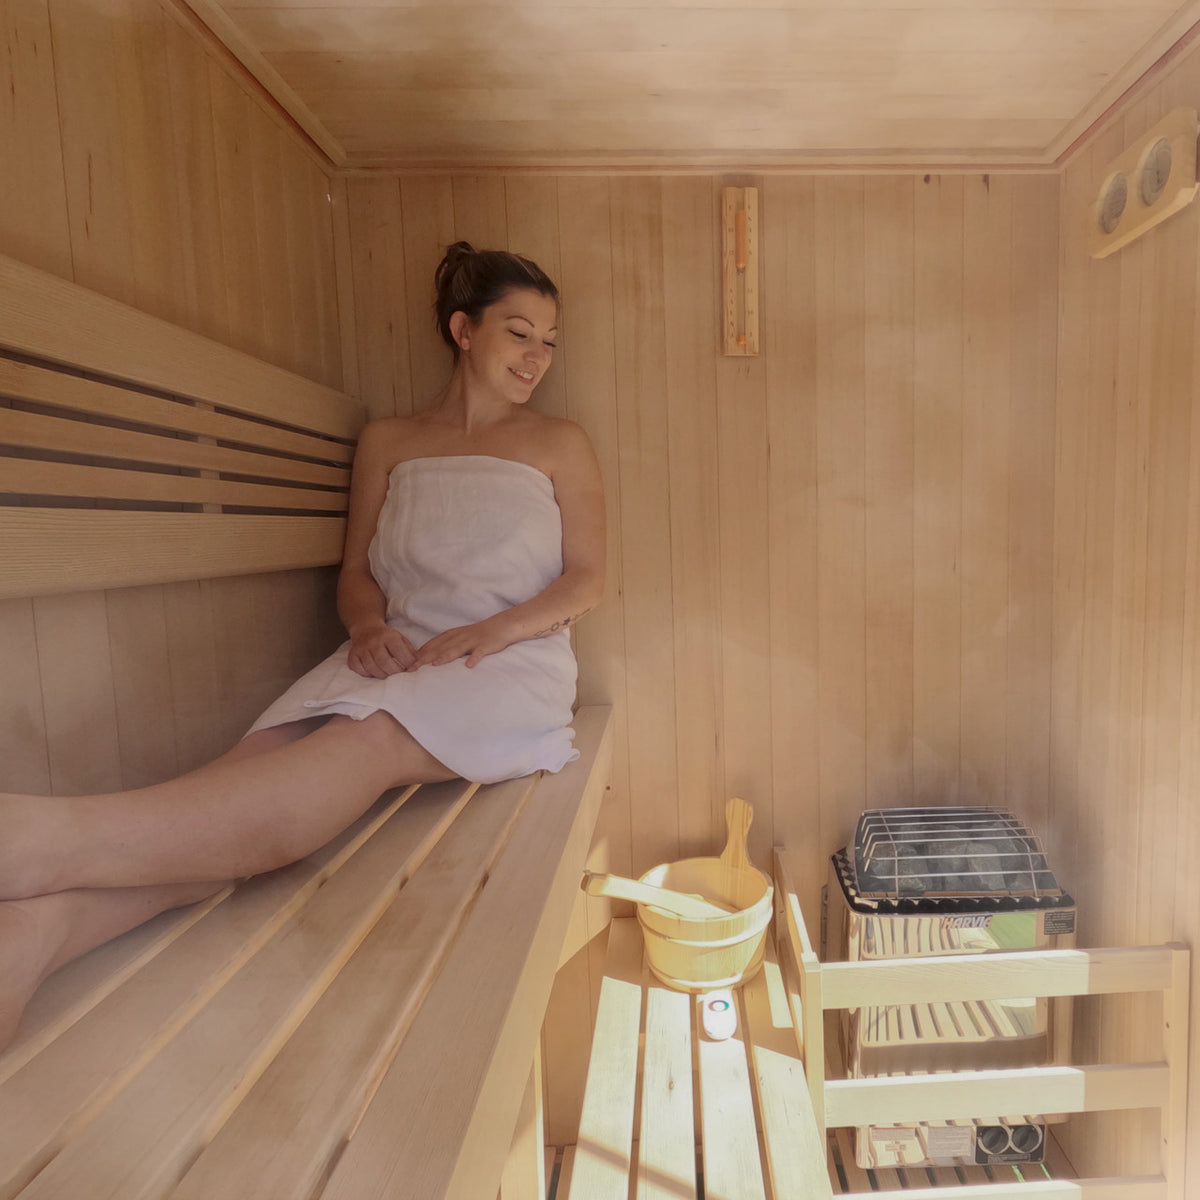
0, 704, 613, 1200
560, 847, 1189, 1200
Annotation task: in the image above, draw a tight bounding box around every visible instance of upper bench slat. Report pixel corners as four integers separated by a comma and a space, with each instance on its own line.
0, 253, 363, 441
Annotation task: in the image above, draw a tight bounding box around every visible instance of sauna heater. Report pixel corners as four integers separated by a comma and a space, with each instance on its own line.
825, 807, 1076, 1170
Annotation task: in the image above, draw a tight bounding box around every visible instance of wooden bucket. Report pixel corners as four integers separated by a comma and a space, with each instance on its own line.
636, 798, 774, 992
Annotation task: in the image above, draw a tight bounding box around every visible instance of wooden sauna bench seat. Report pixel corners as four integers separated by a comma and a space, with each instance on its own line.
0, 704, 613, 1200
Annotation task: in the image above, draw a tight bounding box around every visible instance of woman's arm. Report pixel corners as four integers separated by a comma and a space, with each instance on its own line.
337, 421, 418, 677
406, 421, 606, 669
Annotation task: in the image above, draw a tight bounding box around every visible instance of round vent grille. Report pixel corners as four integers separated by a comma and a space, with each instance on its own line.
1098, 173, 1128, 234
1140, 138, 1173, 205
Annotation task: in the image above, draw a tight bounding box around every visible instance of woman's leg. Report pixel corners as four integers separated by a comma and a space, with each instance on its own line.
0, 880, 226, 1052
1, 712, 455, 899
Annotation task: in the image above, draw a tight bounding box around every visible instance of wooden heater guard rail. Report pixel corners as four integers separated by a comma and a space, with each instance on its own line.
0, 251, 367, 599
774, 848, 1192, 1200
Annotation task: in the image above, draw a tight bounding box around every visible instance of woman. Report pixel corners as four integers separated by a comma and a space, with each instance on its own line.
0, 243, 605, 1051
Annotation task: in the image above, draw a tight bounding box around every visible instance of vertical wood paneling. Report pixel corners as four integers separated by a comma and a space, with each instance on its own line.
0, 597, 52, 793
913, 174, 963, 805
815, 176, 867, 856
961, 174, 1013, 805
715, 177, 774, 867
451, 175, 508, 249
0, 0, 71, 277
1054, 42, 1200, 1194
399, 175, 456, 410
661, 176, 724, 858
863, 175, 915, 809
0, 1, 345, 811
610, 178, 678, 877
347, 177, 411, 419
763, 175, 821, 929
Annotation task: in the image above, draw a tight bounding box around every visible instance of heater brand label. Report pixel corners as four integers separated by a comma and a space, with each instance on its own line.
944, 915, 992, 929
1044, 910, 1077, 935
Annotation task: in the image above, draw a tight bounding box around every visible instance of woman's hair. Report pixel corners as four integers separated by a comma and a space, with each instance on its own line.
434, 242, 559, 358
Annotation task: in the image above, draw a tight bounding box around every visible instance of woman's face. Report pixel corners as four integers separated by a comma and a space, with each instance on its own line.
454, 287, 559, 402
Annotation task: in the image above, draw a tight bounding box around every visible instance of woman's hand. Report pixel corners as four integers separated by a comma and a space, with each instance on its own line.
347, 623, 416, 678
407, 616, 512, 671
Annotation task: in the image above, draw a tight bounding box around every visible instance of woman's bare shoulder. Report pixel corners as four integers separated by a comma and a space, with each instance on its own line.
354, 416, 429, 468
519, 413, 599, 479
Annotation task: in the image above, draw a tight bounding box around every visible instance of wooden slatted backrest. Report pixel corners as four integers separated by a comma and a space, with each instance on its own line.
0, 251, 366, 598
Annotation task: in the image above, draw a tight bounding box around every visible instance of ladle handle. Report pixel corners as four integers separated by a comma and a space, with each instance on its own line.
719, 797, 753, 873
581, 871, 734, 919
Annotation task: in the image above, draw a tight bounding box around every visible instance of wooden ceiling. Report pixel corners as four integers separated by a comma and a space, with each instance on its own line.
193, 0, 1200, 169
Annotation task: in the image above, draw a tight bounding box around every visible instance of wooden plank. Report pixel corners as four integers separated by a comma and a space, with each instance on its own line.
0, 407, 349, 486
1162, 946, 1190, 1199
741, 937, 834, 1200
328, 175, 360, 399
0, 785, 417, 1199
714, 173, 774, 866
0, 0, 71, 278
774, 848, 825, 1132
17, 782, 472, 1200
499, 1043, 546, 1200
0, 595, 51, 792
0, 250, 363, 437
661, 175, 723, 857
762, 175, 821, 924
824, 1064, 1171, 1129
1, 458, 348, 511
814, 174, 867, 852
319, 706, 613, 1200
818, 947, 1176, 1009
560, 918, 643, 1200
637, 964, 696, 1200
106, 583, 180, 789
609, 177, 677, 879
696, 989, 767, 1200
0, 509, 345, 599
169, 779, 536, 1200
32, 590, 122, 795
912, 174, 962, 804
863, 174, 915, 808
839, 1181, 1166, 1200
452, 175, 509, 249
399, 175, 456, 411
0, 356, 353, 461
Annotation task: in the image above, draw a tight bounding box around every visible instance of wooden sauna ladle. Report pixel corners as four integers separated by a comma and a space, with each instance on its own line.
581, 872, 736, 919
719, 796, 754, 873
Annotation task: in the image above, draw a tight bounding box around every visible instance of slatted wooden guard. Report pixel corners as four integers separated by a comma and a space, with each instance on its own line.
0, 250, 366, 599
0, 704, 612, 1200
774, 847, 1192, 1200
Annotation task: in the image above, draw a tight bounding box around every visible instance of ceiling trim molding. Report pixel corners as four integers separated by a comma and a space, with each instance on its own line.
335, 152, 1060, 178
1050, 0, 1200, 168
173, 0, 347, 168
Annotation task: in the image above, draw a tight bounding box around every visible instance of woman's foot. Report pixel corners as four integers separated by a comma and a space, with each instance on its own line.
0, 795, 66, 900
0, 899, 62, 1054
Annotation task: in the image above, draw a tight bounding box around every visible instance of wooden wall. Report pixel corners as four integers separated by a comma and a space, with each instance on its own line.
0, 0, 349, 792
341, 170, 1062, 1140
1053, 42, 1200, 1187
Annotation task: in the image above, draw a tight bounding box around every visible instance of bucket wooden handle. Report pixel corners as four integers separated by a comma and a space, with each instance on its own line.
719, 797, 753, 872
581, 872, 735, 919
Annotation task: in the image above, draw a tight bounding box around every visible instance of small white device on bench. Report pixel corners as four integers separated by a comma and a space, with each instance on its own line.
700, 988, 738, 1040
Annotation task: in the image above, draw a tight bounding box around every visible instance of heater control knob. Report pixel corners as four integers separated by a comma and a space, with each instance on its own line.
700, 990, 738, 1041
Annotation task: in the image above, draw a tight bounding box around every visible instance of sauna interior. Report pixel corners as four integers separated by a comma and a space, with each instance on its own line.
2, 0, 1200, 1194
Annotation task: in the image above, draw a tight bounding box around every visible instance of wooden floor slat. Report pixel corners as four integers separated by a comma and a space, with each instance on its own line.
637, 970, 696, 1200
564, 919, 644, 1200
16, 782, 474, 1200
742, 937, 833, 1200
696, 992, 768, 1200
0, 784, 418, 1200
